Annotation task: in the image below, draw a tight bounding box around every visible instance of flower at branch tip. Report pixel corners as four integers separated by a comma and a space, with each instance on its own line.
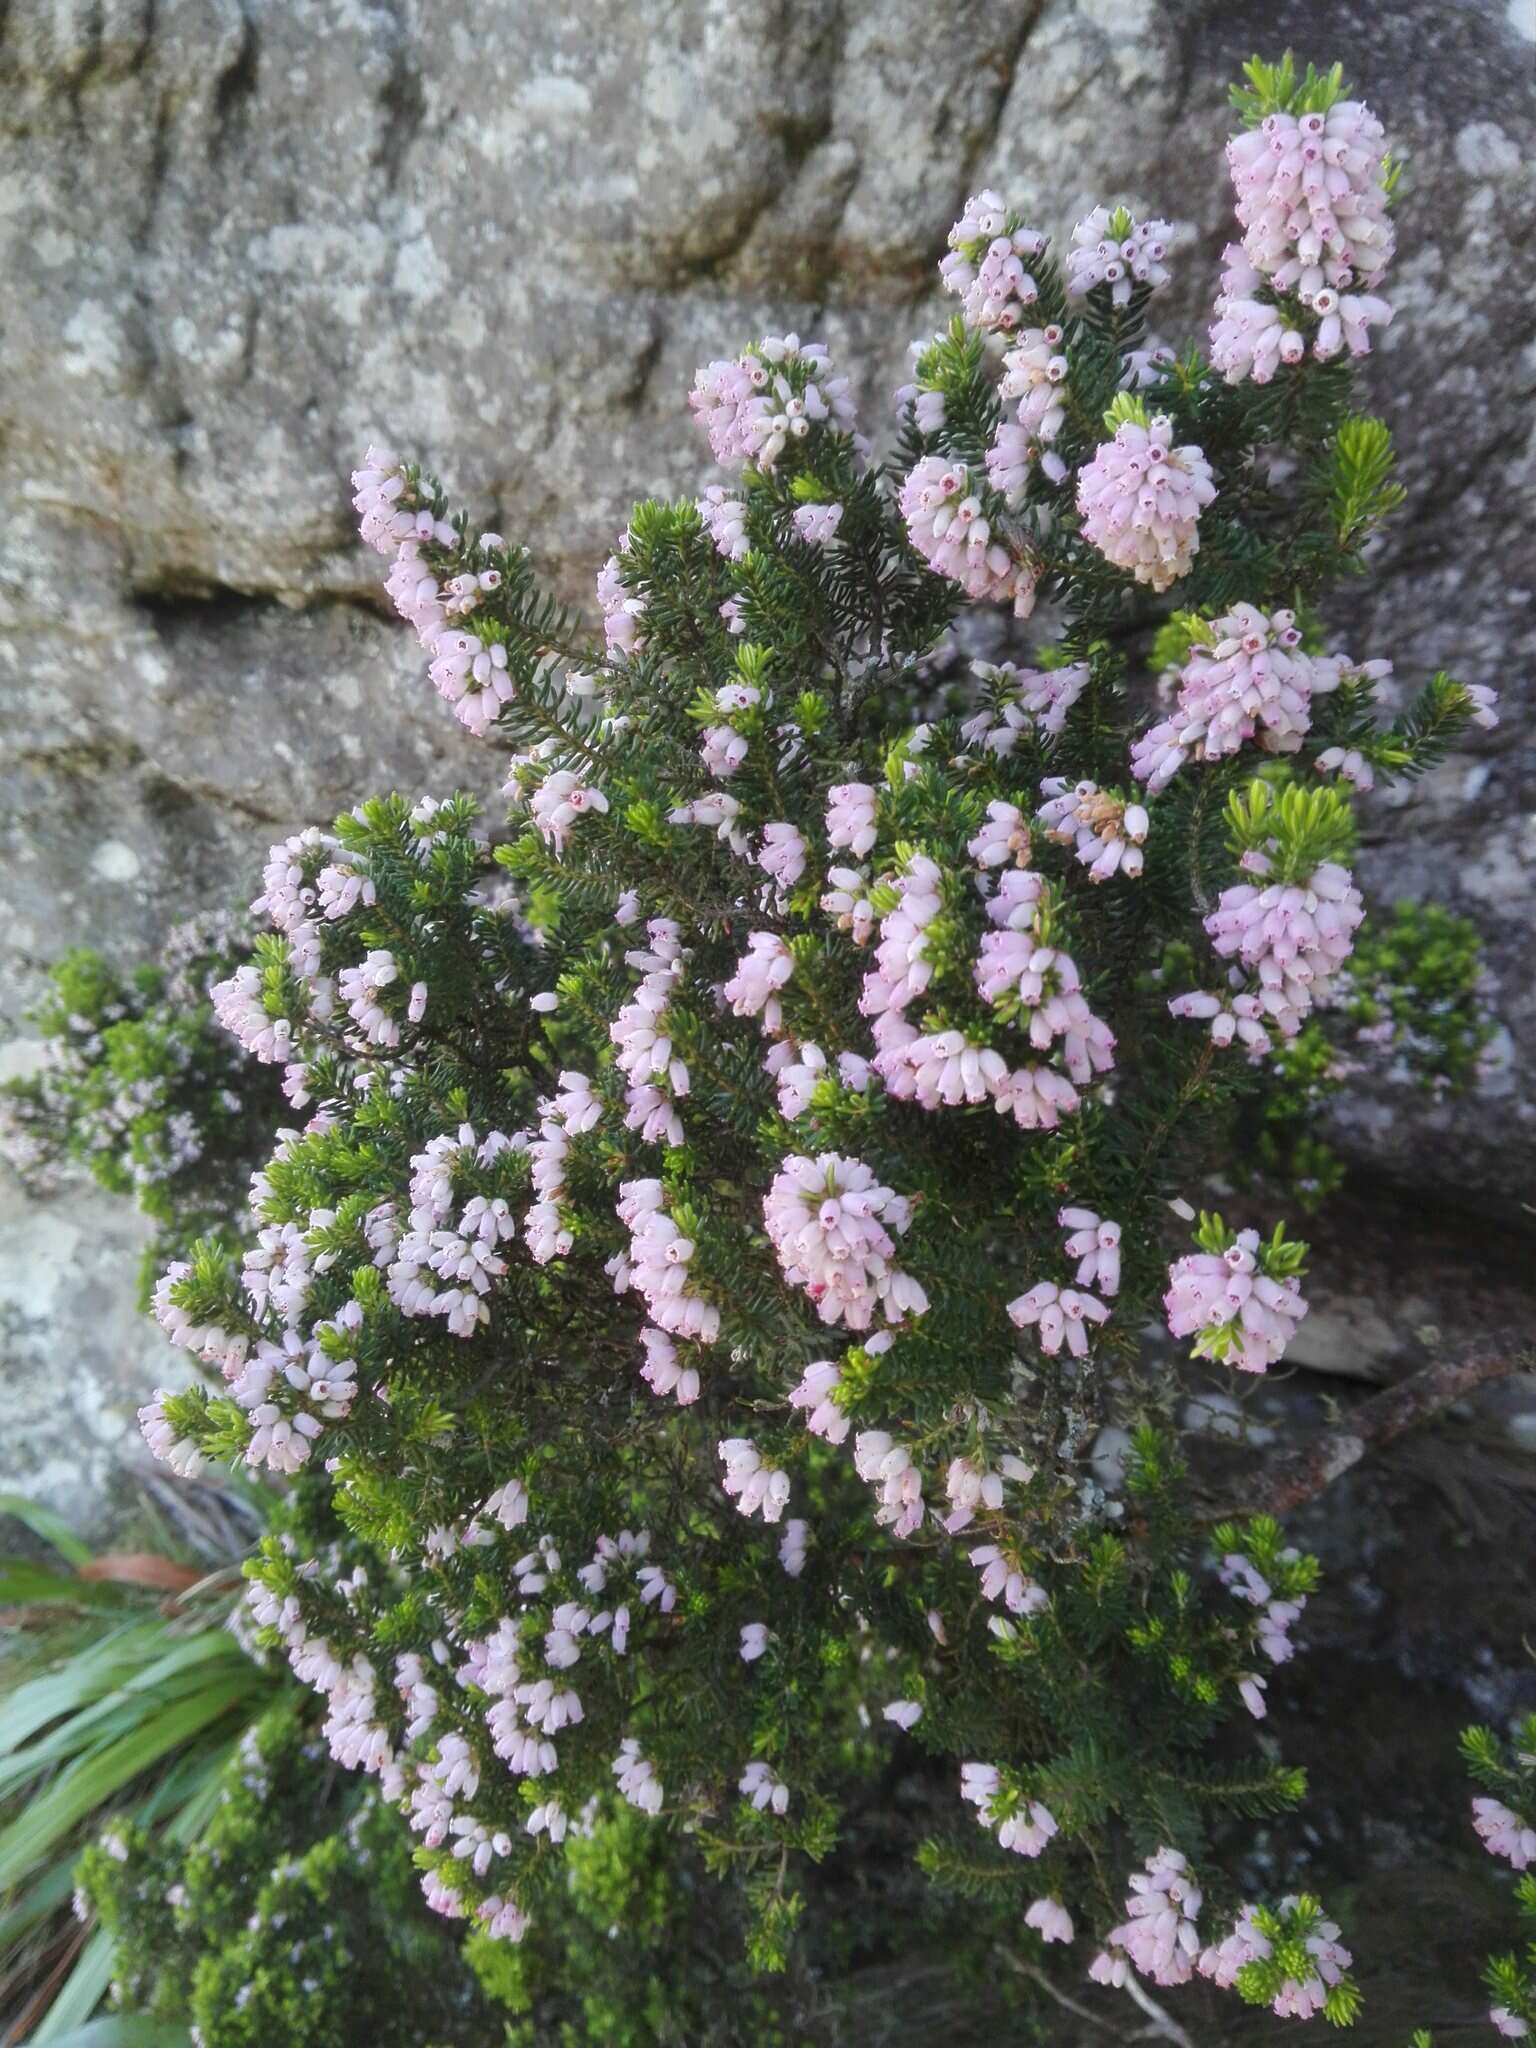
853, 1429, 926, 1538
1466, 683, 1500, 729
940, 191, 1048, 333
1025, 1897, 1074, 1944
1227, 102, 1396, 292
739, 1623, 770, 1662
883, 1699, 923, 1730
793, 502, 844, 546
1037, 779, 1149, 881
963, 660, 1090, 751
778, 1518, 809, 1578
138, 1394, 205, 1478
1167, 988, 1273, 1058
722, 931, 794, 1032
1007, 1281, 1111, 1359
899, 457, 1037, 614
1473, 1797, 1536, 1870
1316, 746, 1373, 790
612, 1738, 663, 1815
969, 1544, 1047, 1615
1202, 862, 1364, 1041
529, 770, 609, 853
717, 1438, 791, 1523
764, 1153, 927, 1331
1102, 1846, 1203, 1987
826, 781, 878, 858
639, 1326, 700, 1406
968, 799, 1032, 871
698, 485, 749, 560
758, 821, 808, 892
597, 551, 646, 658
1166, 1234, 1306, 1376
1077, 413, 1215, 592
1049, 1212, 1119, 1301
740, 1760, 790, 1814
1065, 207, 1173, 303
789, 1357, 850, 1444
960, 1764, 1058, 1856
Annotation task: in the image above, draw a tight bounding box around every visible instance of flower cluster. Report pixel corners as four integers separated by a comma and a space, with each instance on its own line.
899, 457, 1037, 613
1164, 1221, 1308, 1375
689, 334, 857, 473
1065, 206, 1174, 304
1130, 603, 1346, 791
1214, 80, 1395, 380
939, 191, 1047, 332
1076, 409, 1216, 592
763, 1153, 926, 1332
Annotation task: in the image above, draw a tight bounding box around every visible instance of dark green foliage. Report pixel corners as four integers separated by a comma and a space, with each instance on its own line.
1, 923, 284, 1299
78, 1699, 501, 2048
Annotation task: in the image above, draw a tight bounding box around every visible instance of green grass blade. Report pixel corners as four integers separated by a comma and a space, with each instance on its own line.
28, 1926, 114, 2040
0, 1562, 122, 1610
0, 1624, 169, 1759
0, 1854, 76, 1951
0, 1497, 92, 1568
36, 2021, 193, 2048
0, 1673, 257, 1889
28, 1926, 113, 2039
0, 1628, 256, 1798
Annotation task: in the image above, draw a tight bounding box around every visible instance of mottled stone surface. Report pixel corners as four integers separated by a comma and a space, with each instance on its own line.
1, 0, 1532, 1521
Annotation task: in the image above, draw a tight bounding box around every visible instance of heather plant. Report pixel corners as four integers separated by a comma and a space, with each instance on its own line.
124, 54, 1510, 2030
2, 919, 284, 1297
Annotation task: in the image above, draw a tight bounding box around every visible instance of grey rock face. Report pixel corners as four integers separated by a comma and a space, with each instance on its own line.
1, 0, 1532, 1517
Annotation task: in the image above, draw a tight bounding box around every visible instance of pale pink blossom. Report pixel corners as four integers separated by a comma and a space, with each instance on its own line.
939, 191, 1047, 333
1037, 779, 1149, 881
698, 484, 750, 560
612, 1737, 664, 1815
639, 1326, 700, 1406
960, 1763, 1058, 1857
1025, 1897, 1074, 1944
853, 1429, 925, 1538
962, 660, 1090, 751
740, 1759, 790, 1814
1008, 1280, 1111, 1358
758, 821, 808, 892
718, 1437, 791, 1523
763, 1153, 927, 1331
1200, 861, 1364, 1040
529, 770, 609, 852
1058, 1209, 1122, 1295
968, 799, 1032, 871
1066, 208, 1172, 303
788, 1357, 850, 1444
1474, 1798, 1536, 1870
969, 1543, 1046, 1615
1165, 1232, 1306, 1375
793, 502, 844, 546
826, 783, 878, 859
1102, 1847, 1203, 1987
722, 932, 794, 1031
900, 457, 1037, 614
1077, 413, 1215, 592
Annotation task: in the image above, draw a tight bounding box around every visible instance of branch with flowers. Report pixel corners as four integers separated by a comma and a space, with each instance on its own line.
101, 49, 1509, 2033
